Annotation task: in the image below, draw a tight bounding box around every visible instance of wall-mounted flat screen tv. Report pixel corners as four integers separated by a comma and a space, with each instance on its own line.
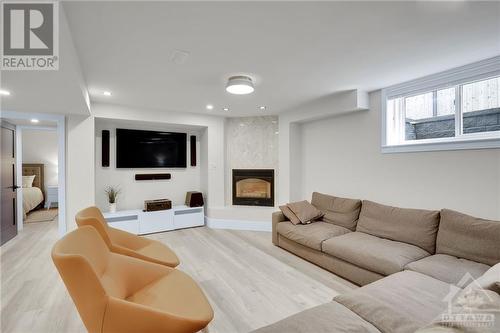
116, 128, 187, 168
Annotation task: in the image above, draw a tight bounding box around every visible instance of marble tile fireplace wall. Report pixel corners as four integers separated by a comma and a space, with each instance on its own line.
225, 116, 279, 207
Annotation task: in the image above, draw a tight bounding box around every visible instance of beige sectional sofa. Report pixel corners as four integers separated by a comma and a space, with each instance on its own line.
254, 192, 500, 333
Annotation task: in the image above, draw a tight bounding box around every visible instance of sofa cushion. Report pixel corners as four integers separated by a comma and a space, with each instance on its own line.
287, 200, 324, 224
472, 263, 500, 294
322, 232, 430, 276
334, 271, 450, 333
436, 209, 500, 266
251, 301, 381, 333
311, 192, 361, 231
279, 205, 301, 225
276, 221, 350, 251
405, 254, 490, 286
356, 200, 440, 253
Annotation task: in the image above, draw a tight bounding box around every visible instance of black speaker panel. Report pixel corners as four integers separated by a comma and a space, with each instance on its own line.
102, 130, 110, 167
190, 135, 196, 167
135, 173, 172, 181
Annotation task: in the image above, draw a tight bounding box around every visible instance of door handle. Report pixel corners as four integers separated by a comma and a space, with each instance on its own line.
7, 185, 20, 190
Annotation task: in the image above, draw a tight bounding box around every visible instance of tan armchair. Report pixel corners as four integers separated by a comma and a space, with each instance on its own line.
52, 225, 213, 333
75, 206, 179, 267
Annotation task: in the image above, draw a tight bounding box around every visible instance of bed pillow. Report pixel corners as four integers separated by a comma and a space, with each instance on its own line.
287, 200, 324, 224
22, 175, 36, 188
279, 205, 301, 225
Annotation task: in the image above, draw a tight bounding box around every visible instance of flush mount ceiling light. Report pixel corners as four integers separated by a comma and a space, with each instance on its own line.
223, 107, 229, 111
226, 76, 254, 95
259, 106, 266, 110
206, 104, 214, 110
0, 89, 11, 96
31, 119, 39, 123
103, 91, 112, 96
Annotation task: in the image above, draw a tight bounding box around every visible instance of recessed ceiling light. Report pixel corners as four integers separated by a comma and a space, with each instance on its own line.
223, 107, 229, 111
226, 76, 254, 95
206, 104, 214, 110
103, 91, 112, 96
259, 106, 266, 110
0, 89, 11, 96
31, 119, 39, 123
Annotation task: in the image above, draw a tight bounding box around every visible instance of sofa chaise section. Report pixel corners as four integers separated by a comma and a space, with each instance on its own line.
334, 270, 451, 333
252, 300, 381, 333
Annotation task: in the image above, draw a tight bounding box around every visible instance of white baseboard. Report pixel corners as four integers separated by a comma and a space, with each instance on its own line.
205, 217, 271, 232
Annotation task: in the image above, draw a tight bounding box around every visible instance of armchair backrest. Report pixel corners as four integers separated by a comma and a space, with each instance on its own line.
51, 226, 110, 333
75, 206, 113, 247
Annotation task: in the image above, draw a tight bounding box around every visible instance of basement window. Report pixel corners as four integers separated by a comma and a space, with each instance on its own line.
382, 58, 500, 153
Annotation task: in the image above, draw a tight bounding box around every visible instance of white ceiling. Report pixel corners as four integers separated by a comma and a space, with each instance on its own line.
4, 1, 500, 117
1, 8, 90, 115
2, 118, 57, 128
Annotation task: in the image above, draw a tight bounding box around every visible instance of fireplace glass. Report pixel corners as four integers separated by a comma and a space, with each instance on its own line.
232, 169, 274, 206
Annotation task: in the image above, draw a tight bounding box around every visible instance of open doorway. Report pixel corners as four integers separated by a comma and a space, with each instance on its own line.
20, 126, 59, 225
0, 112, 66, 244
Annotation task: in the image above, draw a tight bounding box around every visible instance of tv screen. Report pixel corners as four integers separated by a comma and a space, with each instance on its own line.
116, 128, 187, 168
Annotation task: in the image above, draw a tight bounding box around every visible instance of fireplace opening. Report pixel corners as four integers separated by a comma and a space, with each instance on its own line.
232, 169, 274, 207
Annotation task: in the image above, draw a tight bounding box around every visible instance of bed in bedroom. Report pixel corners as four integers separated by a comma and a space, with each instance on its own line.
22, 164, 45, 218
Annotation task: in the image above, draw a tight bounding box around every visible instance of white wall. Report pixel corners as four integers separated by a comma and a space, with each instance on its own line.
22, 129, 58, 193
94, 120, 203, 211
66, 115, 95, 231
225, 116, 279, 205
279, 89, 369, 204
300, 90, 500, 220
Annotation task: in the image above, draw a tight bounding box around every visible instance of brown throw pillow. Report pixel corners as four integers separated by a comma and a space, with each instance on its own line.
279, 205, 301, 225
287, 200, 324, 224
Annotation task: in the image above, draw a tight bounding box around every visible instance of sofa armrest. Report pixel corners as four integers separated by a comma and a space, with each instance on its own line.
272, 211, 287, 245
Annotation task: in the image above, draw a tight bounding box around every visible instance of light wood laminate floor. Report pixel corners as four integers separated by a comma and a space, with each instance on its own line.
1, 220, 356, 333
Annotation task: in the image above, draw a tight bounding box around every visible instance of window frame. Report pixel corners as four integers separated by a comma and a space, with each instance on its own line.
381, 56, 500, 153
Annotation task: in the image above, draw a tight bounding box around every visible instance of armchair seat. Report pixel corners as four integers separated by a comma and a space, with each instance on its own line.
127, 269, 213, 322
132, 240, 180, 267
76, 206, 180, 267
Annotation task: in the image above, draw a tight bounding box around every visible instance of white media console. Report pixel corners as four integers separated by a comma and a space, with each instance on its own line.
102, 205, 204, 235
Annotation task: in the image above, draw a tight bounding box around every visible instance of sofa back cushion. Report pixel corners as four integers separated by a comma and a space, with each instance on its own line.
436, 209, 500, 266
356, 200, 440, 253
311, 192, 361, 231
